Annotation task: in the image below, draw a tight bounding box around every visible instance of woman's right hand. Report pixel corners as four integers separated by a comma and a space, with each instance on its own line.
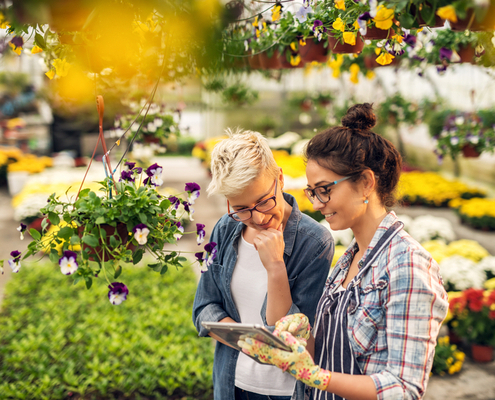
273, 313, 311, 342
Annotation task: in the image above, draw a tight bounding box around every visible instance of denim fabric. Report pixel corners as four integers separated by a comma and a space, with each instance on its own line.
192, 193, 334, 400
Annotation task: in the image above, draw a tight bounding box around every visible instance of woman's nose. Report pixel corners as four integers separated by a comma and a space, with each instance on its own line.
252, 209, 265, 224
312, 197, 325, 211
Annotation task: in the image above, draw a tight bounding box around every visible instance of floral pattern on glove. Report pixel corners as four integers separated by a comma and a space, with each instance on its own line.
238, 331, 331, 391
273, 313, 311, 342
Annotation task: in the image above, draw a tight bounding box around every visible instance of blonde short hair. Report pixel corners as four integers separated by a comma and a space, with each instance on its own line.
207, 128, 279, 197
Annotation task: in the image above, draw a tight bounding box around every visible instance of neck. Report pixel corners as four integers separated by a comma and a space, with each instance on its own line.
352, 205, 389, 256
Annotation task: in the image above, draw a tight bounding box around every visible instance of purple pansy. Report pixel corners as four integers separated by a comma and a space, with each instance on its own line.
196, 223, 206, 245
357, 12, 371, 35
59, 250, 79, 275
183, 200, 195, 221
185, 182, 201, 205
174, 221, 184, 241
133, 223, 150, 245
195, 251, 205, 268
312, 20, 327, 42
134, 167, 143, 174
144, 163, 164, 187
124, 161, 136, 171
169, 196, 181, 210
295, 6, 312, 23
10, 36, 24, 48
9, 250, 22, 273
17, 223, 27, 240
403, 33, 417, 47
108, 282, 129, 305
120, 170, 135, 182
203, 242, 218, 272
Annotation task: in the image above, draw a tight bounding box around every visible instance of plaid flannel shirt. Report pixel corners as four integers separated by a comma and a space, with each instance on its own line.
324, 212, 449, 400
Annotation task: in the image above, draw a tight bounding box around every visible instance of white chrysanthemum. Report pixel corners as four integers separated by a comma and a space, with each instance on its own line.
478, 256, 495, 275
439, 256, 485, 290
409, 215, 455, 244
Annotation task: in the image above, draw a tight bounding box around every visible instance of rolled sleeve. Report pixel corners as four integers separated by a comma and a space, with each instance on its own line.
369, 250, 448, 400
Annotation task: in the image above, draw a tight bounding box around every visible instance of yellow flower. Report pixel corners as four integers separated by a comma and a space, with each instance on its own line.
290, 42, 298, 51
52, 58, 71, 77
437, 5, 457, 23
343, 32, 356, 45
0, 12, 9, 29
290, 54, 301, 66
484, 277, 495, 290
349, 63, 360, 84
353, 20, 360, 30
9, 42, 22, 56
299, 38, 306, 46
335, 0, 345, 10
373, 5, 395, 30
45, 69, 55, 80
392, 34, 403, 43
271, 5, 281, 22
366, 70, 375, 80
333, 17, 345, 32
376, 51, 394, 65
252, 16, 259, 28
31, 45, 43, 54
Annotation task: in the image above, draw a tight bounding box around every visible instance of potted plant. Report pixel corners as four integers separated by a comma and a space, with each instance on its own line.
4, 161, 217, 303
431, 335, 465, 376
449, 288, 495, 362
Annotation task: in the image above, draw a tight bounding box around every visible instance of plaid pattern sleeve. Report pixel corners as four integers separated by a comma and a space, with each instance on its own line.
345, 214, 449, 400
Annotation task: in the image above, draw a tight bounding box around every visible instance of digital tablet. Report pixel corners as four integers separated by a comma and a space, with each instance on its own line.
201, 321, 292, 355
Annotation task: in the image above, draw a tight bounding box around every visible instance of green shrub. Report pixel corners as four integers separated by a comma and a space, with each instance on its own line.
0, 262, 214, 400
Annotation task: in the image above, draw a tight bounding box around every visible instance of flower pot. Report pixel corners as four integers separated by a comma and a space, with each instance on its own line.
328, 34, 364, 54
248, 53, 262, 69
259, 50, 282, 69
458, 45, 476, 64
299, 39, 330, 63
363, 26, 394, 40
79, 223, 137, 262
461, 144, 480, 158
471, 344, 494, 363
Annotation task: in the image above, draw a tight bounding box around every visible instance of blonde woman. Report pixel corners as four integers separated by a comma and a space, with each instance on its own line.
193, 129, 335, 400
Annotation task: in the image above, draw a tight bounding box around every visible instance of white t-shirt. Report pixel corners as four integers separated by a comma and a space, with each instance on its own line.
231, 234, 296, 396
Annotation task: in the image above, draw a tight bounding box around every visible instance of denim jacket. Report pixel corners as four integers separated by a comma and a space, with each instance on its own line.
192, 193, 334, 400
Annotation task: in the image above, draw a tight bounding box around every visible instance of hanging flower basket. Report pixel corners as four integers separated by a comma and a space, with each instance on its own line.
461, 144, 481, 158
363, 26, 394, 40
328, 34, 364, 54
299, 39, 330, 63
458, 45, 476, 64
278, 50, 305, 69
259, 50, 282, 69
471, 344, 494, 363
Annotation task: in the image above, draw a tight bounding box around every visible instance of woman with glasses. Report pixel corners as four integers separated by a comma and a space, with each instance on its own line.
239, 104, 449, 400
192, 129, 335, 400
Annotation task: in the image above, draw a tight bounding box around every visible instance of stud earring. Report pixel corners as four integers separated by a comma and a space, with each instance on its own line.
364, 196, 369, 204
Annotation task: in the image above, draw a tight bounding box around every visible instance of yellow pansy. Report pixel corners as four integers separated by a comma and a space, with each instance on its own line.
290, 41, 298, 51
375, 47, 381, 55
52, 58, 71, 77
366, 70, 375, 80
392, 34, 403, 43
343, 32, 356, 45
349, 63, 360, 84
261, 21, 267, 33
376, 51, 394, 65
290, 54, 301, 66
271, 5, 281, 22
332, 17, 345, 32
437, 5, 457, 23
299, 38, 306, 46
252, 16, 259, 28
335, 0, 345, 10
31, 45, 43, 54
45, 69, 55, 80
9, 42, 22, 56
353, 20, 360, 30
0, 12, 9, 29
373, 5, 395, 30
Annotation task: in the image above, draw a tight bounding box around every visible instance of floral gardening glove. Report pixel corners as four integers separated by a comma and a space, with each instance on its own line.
273, 313, 311, 343
238, 331, 331, 391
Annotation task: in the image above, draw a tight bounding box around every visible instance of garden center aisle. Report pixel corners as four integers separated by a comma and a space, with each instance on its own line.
1, 156, 495, 399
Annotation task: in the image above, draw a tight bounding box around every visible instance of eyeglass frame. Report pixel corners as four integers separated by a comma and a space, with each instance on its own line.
227, 179, 278, 221
304, 176, 351, 204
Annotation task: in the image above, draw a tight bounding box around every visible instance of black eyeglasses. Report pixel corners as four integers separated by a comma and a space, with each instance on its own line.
227, 180, 278, 222
304, 176, 351, 204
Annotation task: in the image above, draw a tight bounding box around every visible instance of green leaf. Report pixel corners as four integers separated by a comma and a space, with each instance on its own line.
41, 217, 49, 231
48, 212, 60, 226
85, 277, 93, 290
70, 235, 80, 245
178, 256, 188, 262
49, 250, 59, 264
114, 265, 122, 279
398, 13, 415, 29
58, 226, 73, 241
139, 213, 148, 224
110, 235, 118, 247
34, 32, 46, 49
82, 235, 99, 248
132, 249, 144, 264
95, 216, 106, 224
29, 228, 41, 241
160, 264, 168, 275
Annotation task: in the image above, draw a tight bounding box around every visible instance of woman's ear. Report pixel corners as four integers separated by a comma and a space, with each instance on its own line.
361, 169, 376, 195
278, 167, 284, 190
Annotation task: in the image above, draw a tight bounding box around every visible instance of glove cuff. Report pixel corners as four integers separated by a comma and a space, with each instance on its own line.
310, 368, 331, 391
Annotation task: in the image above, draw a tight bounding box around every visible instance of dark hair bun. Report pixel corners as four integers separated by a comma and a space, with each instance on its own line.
341, 103, 376, 131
